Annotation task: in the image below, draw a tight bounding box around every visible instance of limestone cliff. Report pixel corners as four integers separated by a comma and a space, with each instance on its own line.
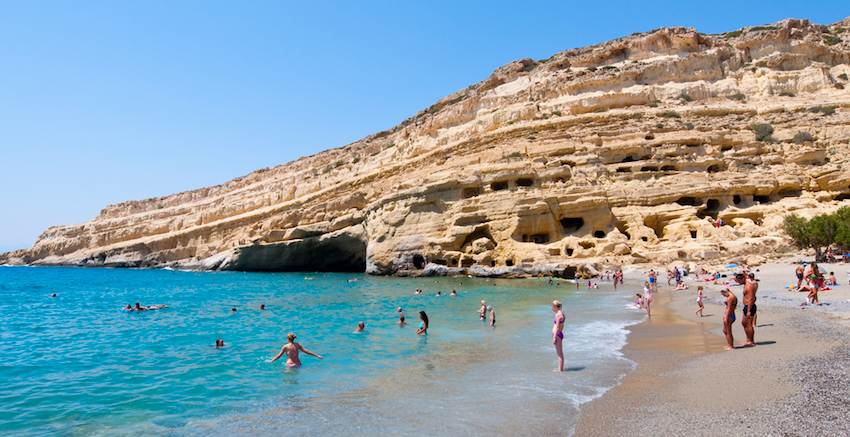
4, 17, 850, 277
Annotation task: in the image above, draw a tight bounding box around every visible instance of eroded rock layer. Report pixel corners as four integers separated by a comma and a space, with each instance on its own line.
4, 17, 850, 276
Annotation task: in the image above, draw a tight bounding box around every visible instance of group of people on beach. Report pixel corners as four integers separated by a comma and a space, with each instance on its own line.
719, 272, 759, 350
793, 261, 833, 306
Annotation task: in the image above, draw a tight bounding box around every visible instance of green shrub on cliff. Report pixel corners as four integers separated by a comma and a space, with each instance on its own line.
727, 93, 746, 101
783, 207, 850, 259
823, 35, 843, 45
661, 111, 681, 118
792, 132, 814, 144
751, 123, 774, 142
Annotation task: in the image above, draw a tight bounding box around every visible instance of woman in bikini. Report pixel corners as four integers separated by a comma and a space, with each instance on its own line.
552, 300, 565, 372
643, 281, 652, 316
269, 332, 323, 366
415, 311, 429, 335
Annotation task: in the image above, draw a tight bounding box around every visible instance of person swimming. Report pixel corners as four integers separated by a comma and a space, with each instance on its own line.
354, 322, 365, 332
215, 339, 225, 348
269, 333, 323, 366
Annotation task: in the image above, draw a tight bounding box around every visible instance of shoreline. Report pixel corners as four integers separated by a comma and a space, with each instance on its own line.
574, 256, 850, 436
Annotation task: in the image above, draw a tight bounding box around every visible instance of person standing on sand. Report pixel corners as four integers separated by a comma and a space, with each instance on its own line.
552, 300, 565, 372
270, 333, 323, 366
643, 281, 652, 316
695, 285, 705, 317
740, 273, 758, 347
720, 288, 737, 350
648, 270, 657, 292
795, 264, 805, 290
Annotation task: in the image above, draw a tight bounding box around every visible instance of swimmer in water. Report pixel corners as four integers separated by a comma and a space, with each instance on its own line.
487, 306, 496, 326
270, 333, 323, 366
478, 300, 487, 321
450, 290, 457, 296
51, 293, 57, 297
436, 291, 442, 296
552, 300, 565, 372
354, 322, 365, 332
415, 311, 429, 335
215, 339, 225, 348
399, 314, 406, 325
260, 304, 265, 310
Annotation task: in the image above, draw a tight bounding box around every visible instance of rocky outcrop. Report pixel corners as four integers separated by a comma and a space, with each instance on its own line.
4, 17, 850, 276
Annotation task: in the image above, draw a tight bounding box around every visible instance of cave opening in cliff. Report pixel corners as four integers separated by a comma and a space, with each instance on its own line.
490, 260, 496, 267
461, 258, 474, 267
690, 230, 698, 239
707, 165, 722, 173
578, 241, 595, 249
560, 217, 584, 233
620, 156, 635, 163
525, 234, 550, 244
566, 247, 574, 256
516, 178, 534, 187
706, 199, 720, 211
676, 197, 699, 206
463, 187, 481, 198
644, 216, 666, 239
835, 193, 850, 202
432, 259, 447, 266
593, 230, 606, 238
616, 167, 631, 173
733, 195, 742, 205
753, 195, 771, 204
450, 258, 458, 266
461, 227, 496, 251
661, 165, 676, 171
778, 189, 802, 198
491, 181, 509, 191
505, 259, 514, 266
640, 166, 658, 172
412, 255, 426, 269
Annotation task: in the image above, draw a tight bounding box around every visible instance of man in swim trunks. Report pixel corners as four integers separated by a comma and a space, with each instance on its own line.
740, 273, 757, 347
270, 333, 323, 366
720, 288, 737, 350
795, 264, 805, 289
648, 270, 657, 292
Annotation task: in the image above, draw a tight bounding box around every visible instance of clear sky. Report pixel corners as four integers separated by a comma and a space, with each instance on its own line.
0, 1, 845, 252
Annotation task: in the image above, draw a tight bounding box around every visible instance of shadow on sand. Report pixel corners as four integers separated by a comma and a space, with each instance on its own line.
564, 366, 586, 372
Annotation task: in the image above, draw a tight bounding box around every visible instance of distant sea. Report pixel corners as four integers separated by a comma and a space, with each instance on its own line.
0, 266, 644, 436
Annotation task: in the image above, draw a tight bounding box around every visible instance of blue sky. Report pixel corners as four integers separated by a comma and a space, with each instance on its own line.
0, 1, 845, 252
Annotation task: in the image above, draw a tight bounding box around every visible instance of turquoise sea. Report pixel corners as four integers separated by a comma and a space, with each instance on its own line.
0, 266, 644, 436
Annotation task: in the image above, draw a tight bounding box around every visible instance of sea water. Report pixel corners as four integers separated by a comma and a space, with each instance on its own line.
0, 266, 645, 436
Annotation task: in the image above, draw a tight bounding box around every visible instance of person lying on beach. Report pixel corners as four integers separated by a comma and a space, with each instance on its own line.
354, 322, 365, 332
270, 333, 323, 366
720, 288, 737, 350
675, 282, 689, 290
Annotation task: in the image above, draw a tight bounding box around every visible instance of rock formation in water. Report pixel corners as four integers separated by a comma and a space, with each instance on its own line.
4, 17, 850, 277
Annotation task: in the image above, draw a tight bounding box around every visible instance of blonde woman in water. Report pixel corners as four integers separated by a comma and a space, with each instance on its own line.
552, 300, 565, 372
270, 333, 323, 367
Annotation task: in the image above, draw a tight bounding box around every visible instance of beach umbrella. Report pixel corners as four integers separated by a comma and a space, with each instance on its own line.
725, 263, 739, 269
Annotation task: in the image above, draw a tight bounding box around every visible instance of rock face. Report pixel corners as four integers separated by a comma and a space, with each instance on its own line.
4, 17, 850, 276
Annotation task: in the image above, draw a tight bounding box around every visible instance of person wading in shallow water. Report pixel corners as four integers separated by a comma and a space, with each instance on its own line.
552, 300, 565, 372
270, 333, 323, 367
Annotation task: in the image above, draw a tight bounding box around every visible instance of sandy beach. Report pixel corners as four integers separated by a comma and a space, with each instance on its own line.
574, 256, 850, 437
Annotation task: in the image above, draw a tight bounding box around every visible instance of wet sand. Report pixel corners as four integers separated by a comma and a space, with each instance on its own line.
574, 256, 850, 436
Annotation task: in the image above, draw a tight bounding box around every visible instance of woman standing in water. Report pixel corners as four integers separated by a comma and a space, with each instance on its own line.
643, 281, 652, 316
552, 301, 565, 372
415, 311, 429, 335
269, 333, 323, 366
